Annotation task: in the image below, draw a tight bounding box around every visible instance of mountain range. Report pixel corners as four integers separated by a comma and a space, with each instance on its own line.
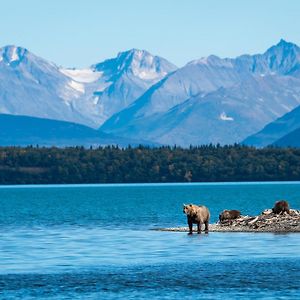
101, 39, 300, 146
0, 45, 176, 128
1, 40, 300, 147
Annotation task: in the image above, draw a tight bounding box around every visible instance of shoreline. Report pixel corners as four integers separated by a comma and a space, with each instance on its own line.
153, 225, 300, 233
0, 181, 300, 188
155, 209, 300, 233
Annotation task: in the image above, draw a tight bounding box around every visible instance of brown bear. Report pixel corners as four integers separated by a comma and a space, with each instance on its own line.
272, 200, 290, 215
183, 204, 210, 234
219, 210, 241, 223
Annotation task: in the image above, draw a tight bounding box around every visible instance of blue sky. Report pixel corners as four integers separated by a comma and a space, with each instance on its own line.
1, 0, 299, 67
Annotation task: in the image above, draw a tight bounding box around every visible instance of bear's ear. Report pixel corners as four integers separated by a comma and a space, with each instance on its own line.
189, 204, 192, 207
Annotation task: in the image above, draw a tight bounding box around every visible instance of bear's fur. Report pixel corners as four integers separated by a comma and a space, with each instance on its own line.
219, 210, 241, 222
272, 200, 290, 215
183, 204, 210, 234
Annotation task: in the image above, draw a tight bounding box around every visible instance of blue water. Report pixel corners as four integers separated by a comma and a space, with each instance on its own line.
1, 182, 300, 299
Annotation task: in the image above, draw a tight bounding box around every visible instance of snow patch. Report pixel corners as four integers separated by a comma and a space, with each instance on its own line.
135, 50, 144, 60
281, 104, 292, 111
128, 51, 168, 81
135, 70, 167, 80
220, 112, 234, 121
269, 108, 282, 118
94, 81, 113, 93
188, 57, 210, 66
10, 47, 19, 62
68, 80, 85, 93
93, 96, 99, 105
60, 68, 102, 83
195, 57, 209, 65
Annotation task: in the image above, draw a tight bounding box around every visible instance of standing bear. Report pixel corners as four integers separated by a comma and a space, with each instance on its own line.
183, 204, 210, 234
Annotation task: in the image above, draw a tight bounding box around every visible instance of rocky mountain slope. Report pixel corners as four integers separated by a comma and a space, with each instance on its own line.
101, 40, 300, 146
2, 40, 300, 147
0, 46, 176, 128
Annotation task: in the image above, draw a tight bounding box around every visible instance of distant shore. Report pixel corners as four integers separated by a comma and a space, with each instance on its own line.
0, 145, 300, 185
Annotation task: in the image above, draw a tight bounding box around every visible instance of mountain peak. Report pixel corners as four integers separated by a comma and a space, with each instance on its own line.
0, 45, 28, 65
92, 48, 150, 73
265, 39, 300, 54
276, 38, 294, 47
259, 39, 300, 75
93, 48, 176, 80
115, 48, 154, 70
121, 48, 150, 57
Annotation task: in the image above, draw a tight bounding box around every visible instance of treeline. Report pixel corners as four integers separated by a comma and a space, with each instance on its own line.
0, 145, 300, 184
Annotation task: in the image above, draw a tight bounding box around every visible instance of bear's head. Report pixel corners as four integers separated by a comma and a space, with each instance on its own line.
183, 204, 195, 216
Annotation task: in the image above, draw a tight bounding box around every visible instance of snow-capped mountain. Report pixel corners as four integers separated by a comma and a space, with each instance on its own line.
0, 46, 176, 128
101, 40, 300, 146
0, 45, 93, 126
2, 40, 300, 147
60, 48, 177, 126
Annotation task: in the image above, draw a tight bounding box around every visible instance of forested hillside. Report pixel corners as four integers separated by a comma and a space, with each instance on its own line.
0, 145, 299, 184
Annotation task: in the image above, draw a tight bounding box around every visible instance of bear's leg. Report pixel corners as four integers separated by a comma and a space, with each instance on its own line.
204, 221, 209, 233
197, 222, 201, 234
188, 221, 193, 235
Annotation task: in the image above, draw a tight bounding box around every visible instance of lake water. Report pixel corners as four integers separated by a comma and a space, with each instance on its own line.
1, 182, 300, 299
